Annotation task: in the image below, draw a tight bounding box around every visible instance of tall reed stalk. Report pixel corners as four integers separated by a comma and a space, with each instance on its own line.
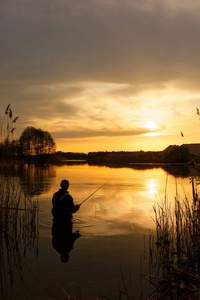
0, 105, 39, 299
146, 177, 200, 299
0, 104, 18, 161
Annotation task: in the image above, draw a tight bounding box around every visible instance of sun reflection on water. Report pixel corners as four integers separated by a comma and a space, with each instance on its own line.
147, 178, 157, 195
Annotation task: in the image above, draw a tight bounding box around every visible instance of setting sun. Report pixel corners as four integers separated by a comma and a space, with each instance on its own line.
145, 121, 158, 131
1, 0, 200, 153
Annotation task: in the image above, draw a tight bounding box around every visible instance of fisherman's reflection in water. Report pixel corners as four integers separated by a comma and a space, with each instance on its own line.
51, 179, 81, 263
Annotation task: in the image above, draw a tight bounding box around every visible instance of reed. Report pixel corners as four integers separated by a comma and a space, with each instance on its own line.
0, 105, 39, 299
0, 104, 19, 161
145, 176, 200, 299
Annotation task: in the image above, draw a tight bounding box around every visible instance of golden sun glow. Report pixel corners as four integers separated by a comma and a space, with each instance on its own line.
145, 121, 158, 131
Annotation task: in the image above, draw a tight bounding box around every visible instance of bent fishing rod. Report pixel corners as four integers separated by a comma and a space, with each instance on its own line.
79, 177, 114, 206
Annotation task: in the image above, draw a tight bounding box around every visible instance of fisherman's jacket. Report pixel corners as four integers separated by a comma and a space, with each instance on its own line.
52, 189, 78, 220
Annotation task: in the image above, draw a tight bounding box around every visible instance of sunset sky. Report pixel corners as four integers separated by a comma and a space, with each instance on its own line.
1, 0, 200, 152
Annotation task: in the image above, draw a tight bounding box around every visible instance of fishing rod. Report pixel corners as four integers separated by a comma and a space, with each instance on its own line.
79, 177, 114, 206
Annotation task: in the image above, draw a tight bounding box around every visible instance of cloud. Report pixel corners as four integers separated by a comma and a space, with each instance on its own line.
0, 82, 85, 139
1, 0, 200, 88
1, 0, 200, 151
53, 127, 147, 139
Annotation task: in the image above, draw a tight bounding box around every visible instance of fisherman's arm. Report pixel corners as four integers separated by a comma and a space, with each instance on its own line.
68, 195, 80, 213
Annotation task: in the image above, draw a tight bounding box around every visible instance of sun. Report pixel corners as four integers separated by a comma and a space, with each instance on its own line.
145, 121, 158, 131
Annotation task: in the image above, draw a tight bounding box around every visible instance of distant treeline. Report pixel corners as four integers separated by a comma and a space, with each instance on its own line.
55, 145, 195, 164
2, 137, 199, 165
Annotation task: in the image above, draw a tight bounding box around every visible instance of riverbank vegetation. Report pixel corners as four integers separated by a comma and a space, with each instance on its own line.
144, 171, 200, 299
0, 104, 56, 162
0, 105, 39, 299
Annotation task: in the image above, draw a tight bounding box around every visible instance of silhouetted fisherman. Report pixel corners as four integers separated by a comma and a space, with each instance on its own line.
51, 179, 81, 262
52, 179, 80, 236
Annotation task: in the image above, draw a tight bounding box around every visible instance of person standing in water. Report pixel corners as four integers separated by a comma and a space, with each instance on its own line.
52, 179, 80, 234
51, 179, 81, 263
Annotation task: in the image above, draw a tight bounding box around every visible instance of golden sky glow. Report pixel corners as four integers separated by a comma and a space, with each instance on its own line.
1, 0, 200, 152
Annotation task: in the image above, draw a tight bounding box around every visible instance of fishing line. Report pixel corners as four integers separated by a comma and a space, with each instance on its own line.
79, 177, 114, 206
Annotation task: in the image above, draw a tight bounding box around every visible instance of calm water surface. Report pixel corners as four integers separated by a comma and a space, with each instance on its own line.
1, 163, 195, 300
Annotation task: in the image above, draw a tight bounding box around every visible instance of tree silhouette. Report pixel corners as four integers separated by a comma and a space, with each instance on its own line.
19, 126, 56, 156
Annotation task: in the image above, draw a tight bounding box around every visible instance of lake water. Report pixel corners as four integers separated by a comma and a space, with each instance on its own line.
0, 163, 196, 300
